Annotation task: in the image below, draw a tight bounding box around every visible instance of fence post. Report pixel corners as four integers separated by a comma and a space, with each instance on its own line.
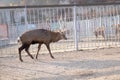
24, 0, 28, 31
73, 5, 78, 50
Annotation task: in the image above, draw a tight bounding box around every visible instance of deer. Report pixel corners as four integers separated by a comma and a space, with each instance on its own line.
18, 29, 67, 62
94, 26, 105, 39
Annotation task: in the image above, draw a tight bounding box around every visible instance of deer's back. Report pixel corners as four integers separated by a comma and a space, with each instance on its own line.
20, 29, 53, 44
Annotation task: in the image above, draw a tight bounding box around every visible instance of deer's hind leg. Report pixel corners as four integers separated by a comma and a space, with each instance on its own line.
24, 44, 34, 59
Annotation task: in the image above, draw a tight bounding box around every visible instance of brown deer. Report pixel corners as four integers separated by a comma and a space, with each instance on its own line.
94, 26, 105, 39
112, 24, 120, 37
18, 29, 67, 62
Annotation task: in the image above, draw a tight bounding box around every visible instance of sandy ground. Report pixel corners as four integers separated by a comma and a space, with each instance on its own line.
0, 47, 120, 80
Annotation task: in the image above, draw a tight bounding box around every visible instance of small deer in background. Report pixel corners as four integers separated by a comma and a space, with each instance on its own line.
94, 26, 105, 39
112, 24, 120, 37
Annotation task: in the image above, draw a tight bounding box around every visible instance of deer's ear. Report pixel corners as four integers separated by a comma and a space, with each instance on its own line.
59, 29, 66, 33
55, 29, 66, 34
54, 29, 61, 32
60, 31, 67, 35
59, 30, 62, 33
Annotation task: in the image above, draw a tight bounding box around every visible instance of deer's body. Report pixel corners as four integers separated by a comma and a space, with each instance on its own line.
18, 29, 67, 62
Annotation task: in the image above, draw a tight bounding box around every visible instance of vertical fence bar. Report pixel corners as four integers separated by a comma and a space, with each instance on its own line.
73, 5, 78, 50
24, 0, 28, 31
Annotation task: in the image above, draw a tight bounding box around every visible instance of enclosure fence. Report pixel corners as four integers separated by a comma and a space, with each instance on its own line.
0, 4, 120, 57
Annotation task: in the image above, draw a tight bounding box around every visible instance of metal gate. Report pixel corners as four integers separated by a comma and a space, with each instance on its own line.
0, 4, 120, 57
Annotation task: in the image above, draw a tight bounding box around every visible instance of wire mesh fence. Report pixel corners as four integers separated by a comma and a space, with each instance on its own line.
0, 4, 120, 57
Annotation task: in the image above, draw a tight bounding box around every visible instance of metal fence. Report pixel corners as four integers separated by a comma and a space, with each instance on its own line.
0, 4, 120, 57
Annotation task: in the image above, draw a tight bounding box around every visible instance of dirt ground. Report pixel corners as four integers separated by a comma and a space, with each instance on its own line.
0, 47, 120, 80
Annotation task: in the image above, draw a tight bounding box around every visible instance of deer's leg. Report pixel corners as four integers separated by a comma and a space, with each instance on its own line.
45, 43, 55, 59
102, 31, 105, 39
25, 44, 34, 59
36, 43, 42, 59
94, 32, 98, 39
18, 44, 26, 62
